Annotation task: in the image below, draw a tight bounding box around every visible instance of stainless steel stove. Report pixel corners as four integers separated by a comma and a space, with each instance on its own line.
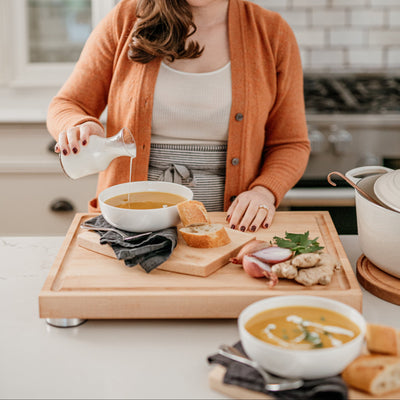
281, 74, 400, 234
304, 75, 400, 114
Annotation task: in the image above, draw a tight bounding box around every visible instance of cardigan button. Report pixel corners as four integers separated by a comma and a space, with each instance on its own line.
231, 157, 240, 166
235, 113, 244, 121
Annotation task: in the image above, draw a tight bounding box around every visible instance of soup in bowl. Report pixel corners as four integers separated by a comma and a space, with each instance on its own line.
238, 296, 366, 379
99, 181, 193, 232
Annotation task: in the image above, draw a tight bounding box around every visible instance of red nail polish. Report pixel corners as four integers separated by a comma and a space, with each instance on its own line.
230, 224, 235, 229
63, 149, 68, 156
82, 140, 87, 146
240, 226, 245, 232
264, 223, 269, 228
72, 147, 78, 154
250, 225, 256, 232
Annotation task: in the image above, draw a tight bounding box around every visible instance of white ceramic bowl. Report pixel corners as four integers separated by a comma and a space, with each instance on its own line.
238, 296, 366, 379
99, 181, 193, 232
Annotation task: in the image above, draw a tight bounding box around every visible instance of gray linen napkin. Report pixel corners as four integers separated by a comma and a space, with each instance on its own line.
84, 215, 177, 273
208, 342, 348, 400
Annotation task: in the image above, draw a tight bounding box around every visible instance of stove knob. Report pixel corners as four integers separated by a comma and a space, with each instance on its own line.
328, 125, 352, 155
308, 127, 326, 154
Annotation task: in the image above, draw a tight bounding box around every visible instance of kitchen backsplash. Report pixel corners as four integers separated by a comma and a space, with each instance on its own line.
252, 0, 400, 72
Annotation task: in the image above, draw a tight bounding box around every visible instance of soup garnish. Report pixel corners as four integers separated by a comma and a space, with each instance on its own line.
105, 191, 186, 210
245, 306, 360, 350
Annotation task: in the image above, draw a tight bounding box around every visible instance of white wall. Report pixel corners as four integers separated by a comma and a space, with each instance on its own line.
253, 0, 400, 72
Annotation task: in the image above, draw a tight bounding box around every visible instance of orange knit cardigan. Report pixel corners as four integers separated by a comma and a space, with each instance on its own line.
47, 0, 310, 212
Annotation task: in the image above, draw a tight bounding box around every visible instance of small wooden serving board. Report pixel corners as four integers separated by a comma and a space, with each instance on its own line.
209, 364, 400, 400
77, 226, 256, 277
357, 255, 400, 306
39, 211, 362, 320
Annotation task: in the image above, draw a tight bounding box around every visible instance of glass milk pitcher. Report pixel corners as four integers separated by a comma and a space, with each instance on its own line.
59, 127, 136, 179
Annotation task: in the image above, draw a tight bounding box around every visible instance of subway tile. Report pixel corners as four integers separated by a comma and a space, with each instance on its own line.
330, 29, 366, 46
299, 48, 310, 68
388, 10, 400, 28
294, 29, 326, 47
348, 49, 384, 67
310, 49, 345, 67
249, 0, 398, 72
279, 10, 308, 27
311, 10, 347, 26
252, 0, 289, 10
370, 0, 400, 6
292, 0, 328, 7
387, 48, 400, 66
351, 10, 385, 27
331, 0, 368, 6
369, 30, 400, 46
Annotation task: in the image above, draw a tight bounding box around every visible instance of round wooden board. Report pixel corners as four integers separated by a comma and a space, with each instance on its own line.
357, 255, 400, 305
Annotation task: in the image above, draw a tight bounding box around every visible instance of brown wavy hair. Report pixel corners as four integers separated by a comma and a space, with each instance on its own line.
128, 0, 204, 64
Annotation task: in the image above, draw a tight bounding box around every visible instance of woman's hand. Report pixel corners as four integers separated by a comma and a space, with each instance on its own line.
54, 121, 105, 155
226, 186, 276, 232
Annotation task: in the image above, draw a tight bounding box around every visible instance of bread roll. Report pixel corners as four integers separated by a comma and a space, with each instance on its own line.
342, 354, 400, 396
179, 224, 231, 248
367, 324, 400, 356
177, 200, 210, 227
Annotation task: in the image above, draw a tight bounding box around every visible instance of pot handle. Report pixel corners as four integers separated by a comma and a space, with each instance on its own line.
345, 165, 393, 184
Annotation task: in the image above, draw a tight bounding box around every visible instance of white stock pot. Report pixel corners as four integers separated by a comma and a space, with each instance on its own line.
345, 166, 400, 278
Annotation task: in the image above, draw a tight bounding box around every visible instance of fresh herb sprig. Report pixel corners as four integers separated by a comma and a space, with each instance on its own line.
273, 231, 324, 256
302, 327, 323, 348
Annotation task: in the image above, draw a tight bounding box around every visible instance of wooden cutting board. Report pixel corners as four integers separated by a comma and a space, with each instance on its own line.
208, 364, 400, 400
77, 225, 256, 277
39, 211, 362, 320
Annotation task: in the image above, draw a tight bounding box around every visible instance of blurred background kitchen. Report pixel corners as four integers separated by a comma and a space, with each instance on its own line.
0, 0, 399, 236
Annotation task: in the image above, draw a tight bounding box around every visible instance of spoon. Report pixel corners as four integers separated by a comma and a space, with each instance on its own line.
80, 222, 152, 241
327, 171, 383, 207
218, 345, 304, 392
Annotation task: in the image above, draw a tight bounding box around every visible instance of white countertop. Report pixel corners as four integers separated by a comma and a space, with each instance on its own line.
1, 235, 399, 399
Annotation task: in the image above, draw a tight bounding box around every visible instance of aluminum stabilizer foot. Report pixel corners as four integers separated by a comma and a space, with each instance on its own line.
45, 318, 87, 328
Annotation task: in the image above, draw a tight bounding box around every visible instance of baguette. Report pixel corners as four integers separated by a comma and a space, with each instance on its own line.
366, 323, 400, 356
179, 224, 231, 248
177, 200, 210, 227
342, 354, 400, 396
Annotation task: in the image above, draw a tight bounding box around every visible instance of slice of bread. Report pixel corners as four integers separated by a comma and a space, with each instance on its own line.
367, 324, 400, 356
177, 200, 210, 227
179, 224, 231, 248
342, 354, 400, 396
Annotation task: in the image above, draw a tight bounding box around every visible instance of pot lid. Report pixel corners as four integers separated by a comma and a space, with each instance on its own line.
374, 169, 400, 212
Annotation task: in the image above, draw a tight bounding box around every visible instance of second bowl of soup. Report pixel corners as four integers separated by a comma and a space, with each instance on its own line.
238, 296, 366, 379
99, 181, 193, 232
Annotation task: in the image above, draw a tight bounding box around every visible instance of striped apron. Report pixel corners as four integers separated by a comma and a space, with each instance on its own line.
147, 143, 227, 212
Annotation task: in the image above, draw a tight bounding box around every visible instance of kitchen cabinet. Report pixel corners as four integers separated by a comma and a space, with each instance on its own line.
0, 123, 97, 235
0, 1, 120, 234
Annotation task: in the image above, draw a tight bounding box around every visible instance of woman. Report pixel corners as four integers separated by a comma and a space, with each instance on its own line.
48, 0, 310, 232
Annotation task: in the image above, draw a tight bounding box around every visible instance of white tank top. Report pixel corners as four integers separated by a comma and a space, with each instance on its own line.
151, 61, 232, 145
